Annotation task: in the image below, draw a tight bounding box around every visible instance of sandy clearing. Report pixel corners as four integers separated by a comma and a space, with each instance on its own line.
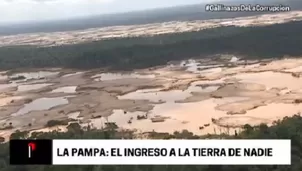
18, 83, 53, 92
111, 98, 244, 135
2, 57, 302, 138
0, 96, 24, 107
233, 72, 302, 90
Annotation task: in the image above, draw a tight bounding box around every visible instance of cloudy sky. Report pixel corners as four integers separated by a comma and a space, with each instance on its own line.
0, 0, 216, 24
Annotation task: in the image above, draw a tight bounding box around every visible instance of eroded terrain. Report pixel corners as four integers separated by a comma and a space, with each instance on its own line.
0, 11, 301, 47
1, 55, 302, 140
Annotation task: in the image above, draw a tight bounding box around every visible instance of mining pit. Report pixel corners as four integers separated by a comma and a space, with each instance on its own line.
1, 56, 302, 140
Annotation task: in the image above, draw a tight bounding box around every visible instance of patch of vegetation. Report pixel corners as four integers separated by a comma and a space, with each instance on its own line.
104, 122, 118, 130
66, 123, 82, 133
58, 110, 65, 114
24, 98, 33, 104
45, 120, 69, 127
294, 99, 302, 104
0, 137, 4, 143
137, 115, 147, 120
9, 75, 26, 81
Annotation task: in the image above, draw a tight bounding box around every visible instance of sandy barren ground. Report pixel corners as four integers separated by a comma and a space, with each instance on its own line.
1, 56, 302, 140
0, 11, 301, 47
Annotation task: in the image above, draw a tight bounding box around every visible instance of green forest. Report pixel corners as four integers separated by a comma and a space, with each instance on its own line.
0, 21, 301, 71
0, 115, 301, 171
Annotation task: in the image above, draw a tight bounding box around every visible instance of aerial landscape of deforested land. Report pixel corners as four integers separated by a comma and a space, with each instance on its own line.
1, 0, 302, 170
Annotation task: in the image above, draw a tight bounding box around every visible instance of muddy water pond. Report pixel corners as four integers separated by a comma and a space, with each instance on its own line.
17, 83, 53, 92
11, 97, 69, 116
52, 86, 77, 93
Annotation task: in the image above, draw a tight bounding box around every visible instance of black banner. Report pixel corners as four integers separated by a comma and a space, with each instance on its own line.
10, 139, 53, 165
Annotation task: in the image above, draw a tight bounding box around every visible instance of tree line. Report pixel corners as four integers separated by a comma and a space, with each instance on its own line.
0, 21, 301, 71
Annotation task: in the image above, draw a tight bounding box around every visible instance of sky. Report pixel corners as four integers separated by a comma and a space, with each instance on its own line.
0, 0, 219, 24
